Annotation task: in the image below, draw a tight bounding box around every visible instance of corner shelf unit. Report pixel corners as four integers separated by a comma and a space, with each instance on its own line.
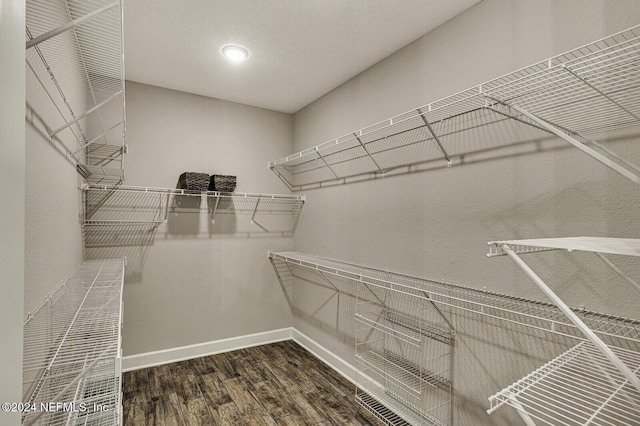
268, 252, 454, 426
22, 258, 125, 426
26, 0, 126, 184
82, 184, 306, 242
486, 237, 640, 425
269, 25, 640, 191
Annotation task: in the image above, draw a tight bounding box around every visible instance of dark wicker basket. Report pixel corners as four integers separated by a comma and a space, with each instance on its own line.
208, 175, 237, 192
177, 172, 210, 191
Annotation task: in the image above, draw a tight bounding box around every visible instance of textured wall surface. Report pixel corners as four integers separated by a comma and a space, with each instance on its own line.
1, 0, 26, 423
98, 82, 295, 356
290, 1, 640, 424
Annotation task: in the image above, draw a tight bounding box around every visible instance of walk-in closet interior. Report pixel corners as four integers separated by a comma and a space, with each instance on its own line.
3, 0, 640, 424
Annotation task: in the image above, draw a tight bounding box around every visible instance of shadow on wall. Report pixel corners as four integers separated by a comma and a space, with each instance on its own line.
26, 102, 77, 167
278, 108, 640, 192
164, 194, 297, 238
83, 224, 156, 283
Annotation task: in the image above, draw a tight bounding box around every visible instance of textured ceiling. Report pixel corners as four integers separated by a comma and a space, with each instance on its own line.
124, 0, 481, 113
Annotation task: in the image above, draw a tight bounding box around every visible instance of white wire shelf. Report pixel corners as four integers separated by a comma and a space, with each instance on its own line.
269, 25, 640, 191
487, 236, 640, 423
356, 387, 446, 426
26, 0, 126, 184
22, 259, 125, 426
488, 341, 640, 425
488, 236, 640, 257
269, 252, 640, 345
82, 184, 305, 238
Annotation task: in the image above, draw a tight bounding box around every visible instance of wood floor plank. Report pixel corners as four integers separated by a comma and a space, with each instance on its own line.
148, 393, 183, 426
223, 377, 261, 415
249, 380, 295, 419
215, 402, 244, 425
147, 364, 175, 398
205, 352, 240, 381
197, 372, 233, 407
180, 396, 216, 426
242, 407, 278, 426
122, 401, 149, 425
170, 364, 203, 402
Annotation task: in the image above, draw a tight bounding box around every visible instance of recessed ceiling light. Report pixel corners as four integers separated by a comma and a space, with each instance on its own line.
222, 45, 249, 61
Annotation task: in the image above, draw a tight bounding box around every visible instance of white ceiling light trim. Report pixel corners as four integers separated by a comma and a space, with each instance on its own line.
222, 44, 249, 61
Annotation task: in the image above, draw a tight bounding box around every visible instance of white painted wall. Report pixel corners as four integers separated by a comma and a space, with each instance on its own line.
291, 1, 640, 424
1, 0, 25, 423
96, 82, 295, 357
23, 2, 86, 316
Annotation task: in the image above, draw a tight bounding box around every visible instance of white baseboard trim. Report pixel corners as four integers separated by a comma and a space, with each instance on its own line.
122, 327, 293, 372
291, 329, 357, 385
122, 327, 358, 386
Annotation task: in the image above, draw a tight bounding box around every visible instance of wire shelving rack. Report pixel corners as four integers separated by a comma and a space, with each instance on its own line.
269, 25, 640, 191
82, 184, 306, 243
269, 251, 454, 426
26, 0, 126, 184
22, 258, 125, 426
269, 251, 640, 425
487, 236, 640, 425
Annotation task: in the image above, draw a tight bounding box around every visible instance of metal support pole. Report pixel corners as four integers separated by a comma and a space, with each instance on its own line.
595, 252, 640, 295
209, 196, 220, 224
417, 108, 452, 167
501, 244, 640, 393
26, 2, 119, 49
354, 133, 385, 175
510, 105, 640, 186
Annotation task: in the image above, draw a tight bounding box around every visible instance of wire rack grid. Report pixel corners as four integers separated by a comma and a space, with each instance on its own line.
355, 280, 455, 426
26, 0, 126, 184
22, 258, 125, 426
82, 184, 306, 243
269, 25, 640, 191
486, 236, 640, 424
488, 341, 640, 425
269, 252, 640, 346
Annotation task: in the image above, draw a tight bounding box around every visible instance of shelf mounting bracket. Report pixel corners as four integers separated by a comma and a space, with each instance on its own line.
354, 133, 385, 176
508, 104, 640, 186
417, 108, 452, 167
315, 148, 342, 183
595, 252, 640, 296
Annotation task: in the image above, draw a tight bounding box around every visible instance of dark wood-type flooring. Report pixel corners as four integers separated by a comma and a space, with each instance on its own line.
123, 340, 380, 425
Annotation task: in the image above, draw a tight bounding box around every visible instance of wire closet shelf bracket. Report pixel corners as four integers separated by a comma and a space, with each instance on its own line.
268, 25, 640, 191
26, 0, 126, 184
486, 237, 640, 426
22, 258, 125, 426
